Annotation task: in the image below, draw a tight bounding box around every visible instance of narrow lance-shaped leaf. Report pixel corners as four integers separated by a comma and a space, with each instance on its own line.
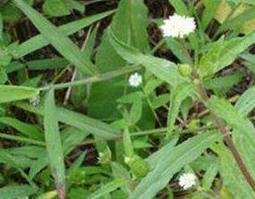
15, 102, 119, 139
212, 144, 255, 199
198, 29, 255, 77
13, 0, 97, 75
129, 131, 220, 199
235, 85, 255, 117
15, 10, 114, 58
166, 83, 195, 138
201, 0, 221, 30
0, 117, 43, 140
0, 185, 37, 199
205, 96, 255, 146
87, 179, 126, 199
89, 0, 149, 119
206, 96, 255, 177
0, 85, 39, 104
0, 149, 36, 186
44, 90, 65, 199
108, 29, 188, 88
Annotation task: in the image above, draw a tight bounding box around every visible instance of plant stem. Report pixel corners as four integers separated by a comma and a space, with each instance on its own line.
39, 65, 142, 91
196, 83, 255, 192
151, 39, 166, 54
0, 132, 45, 146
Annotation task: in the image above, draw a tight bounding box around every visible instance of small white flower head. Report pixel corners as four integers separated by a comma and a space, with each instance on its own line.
128, 73, 142, 87
160, 13, 196, 38
178, 172, 197, 190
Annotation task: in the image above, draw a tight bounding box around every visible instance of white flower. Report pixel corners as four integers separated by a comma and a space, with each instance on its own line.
128, 73, 142, 87
178, 172, 197, 190
160, 14, 196, 38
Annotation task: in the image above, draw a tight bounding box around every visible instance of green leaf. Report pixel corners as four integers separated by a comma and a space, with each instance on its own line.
129, 131, 219, 199
198, 29, 255, 77
0, 67, 8, 84
14, 0, 97, 75
108, 29, 187, 88
0, 117, 43, 140
67, 0, 85, 13
15, 102, 119, 139
15, 10, 114, 58
43, 0, 70, 17
0, 85, 39, 103
235, 85, 255, 116
0, 149, 35, 185
206, 96, 255, 146
201, 0, 221, 30
62, 127, 89, 155
29, 154, 48, 179
151, 94, 169, 109
44, 89, 65, 199
217, 6, 255, 33
89, 0, 149, 119
204, 72, 242, 92
26, 57, 69, 70
234, 87, 255, 180
166, 83, 195, 137
146, 137, 178, 169
202, 161, 218, 190
130, 99, 143, 124
87, 179, 126, 199
0, 185, 37, 199
169, 0, 188, 15
111, 162, 132, 194
206, 96, 255, 178
165, 37, 192, 64
213, 144, 255, 199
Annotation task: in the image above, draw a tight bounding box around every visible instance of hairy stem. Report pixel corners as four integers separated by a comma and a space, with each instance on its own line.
197, 83, 255, 191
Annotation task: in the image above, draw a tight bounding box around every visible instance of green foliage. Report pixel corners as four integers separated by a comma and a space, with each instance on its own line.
1, 0, 255, 198
88, 0, 149, 119
0, 185, 37, 199
0, 86, 39, 103
213, 144, 255, 199
14, 0, 97, 76
44, 90, 66, 198
129, 131, 219, 199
